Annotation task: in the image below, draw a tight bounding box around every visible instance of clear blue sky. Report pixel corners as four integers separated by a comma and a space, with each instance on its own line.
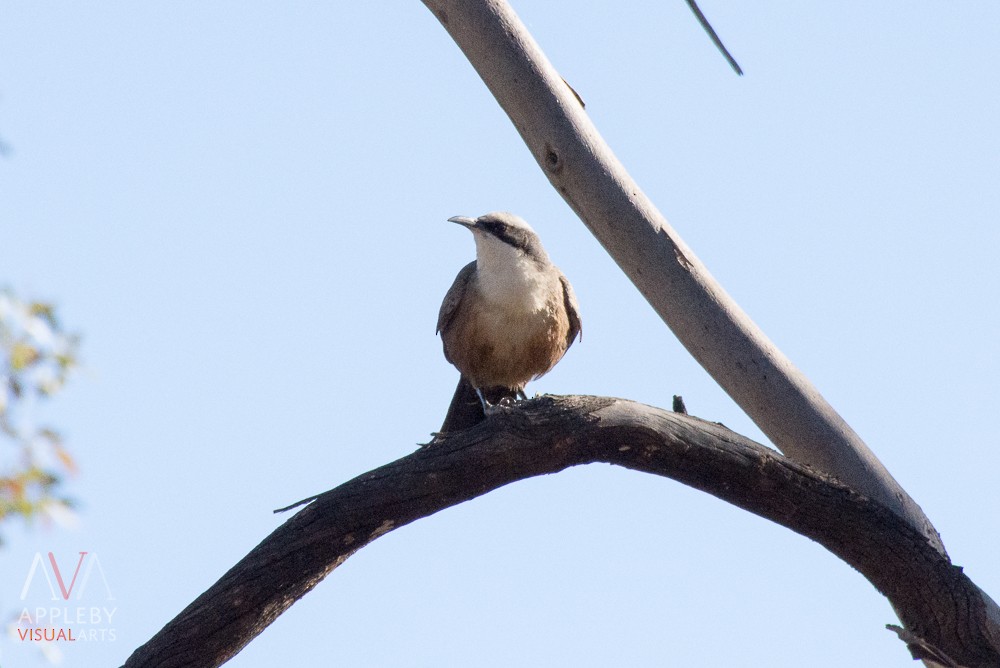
2, 2, 999, 666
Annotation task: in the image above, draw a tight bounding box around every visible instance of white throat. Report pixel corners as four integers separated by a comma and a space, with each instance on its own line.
473, 232, 550, 310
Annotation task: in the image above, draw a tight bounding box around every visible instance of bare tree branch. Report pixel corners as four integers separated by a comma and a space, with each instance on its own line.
121, 396, 1000, 667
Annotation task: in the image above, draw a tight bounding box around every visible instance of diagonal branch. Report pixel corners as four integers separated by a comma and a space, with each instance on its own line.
121, 396, 1000, 668
421, 0, 943, 553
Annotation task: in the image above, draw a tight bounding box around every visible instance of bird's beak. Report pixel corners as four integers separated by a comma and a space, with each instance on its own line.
447, 215, 477, 229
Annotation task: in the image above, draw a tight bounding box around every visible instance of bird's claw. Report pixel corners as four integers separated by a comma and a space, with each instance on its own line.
483, 396, 517, 416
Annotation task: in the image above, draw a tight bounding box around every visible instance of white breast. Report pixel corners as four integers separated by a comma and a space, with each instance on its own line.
473, 232, 552, 314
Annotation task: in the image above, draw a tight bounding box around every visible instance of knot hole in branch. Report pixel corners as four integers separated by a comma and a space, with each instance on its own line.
543, 143, 562, 174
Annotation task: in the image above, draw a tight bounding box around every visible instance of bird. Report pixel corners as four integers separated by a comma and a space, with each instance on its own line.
436, 212, 581, 434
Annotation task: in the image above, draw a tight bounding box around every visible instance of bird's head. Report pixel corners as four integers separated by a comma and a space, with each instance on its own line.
448, 212, 550, 267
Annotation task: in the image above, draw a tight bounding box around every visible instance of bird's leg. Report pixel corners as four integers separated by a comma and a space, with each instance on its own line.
475, 387, 496, 414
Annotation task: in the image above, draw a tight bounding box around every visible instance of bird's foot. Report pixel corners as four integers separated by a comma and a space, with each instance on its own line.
476, 387, 524, 418
482, 396, 518, 417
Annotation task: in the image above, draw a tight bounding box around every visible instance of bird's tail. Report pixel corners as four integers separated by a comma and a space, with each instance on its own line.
439, 376, 518, 434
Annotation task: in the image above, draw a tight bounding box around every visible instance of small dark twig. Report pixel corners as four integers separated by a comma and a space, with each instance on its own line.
273, 494, 320, 514
886, 625, 962, 667
684, 0, 743, 75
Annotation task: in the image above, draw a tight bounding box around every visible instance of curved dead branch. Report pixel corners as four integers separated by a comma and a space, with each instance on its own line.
121, 396, 1000, 668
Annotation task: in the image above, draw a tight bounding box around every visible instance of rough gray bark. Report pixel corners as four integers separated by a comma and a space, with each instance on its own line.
422, 0, 943, 554
120, 396, 1000, 668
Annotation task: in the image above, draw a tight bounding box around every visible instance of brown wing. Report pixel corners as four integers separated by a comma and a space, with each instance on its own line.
559, 272, 582, 349
436, 261, 477, 364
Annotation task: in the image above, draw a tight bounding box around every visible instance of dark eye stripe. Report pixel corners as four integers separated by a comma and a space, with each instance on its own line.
477, 216, 549, 265
493, 226, 523, 250
478, 218, 515, 243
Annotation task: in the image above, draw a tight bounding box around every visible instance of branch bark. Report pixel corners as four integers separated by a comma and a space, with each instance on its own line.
121, 396, 1000, 668
421, 0, 943, 553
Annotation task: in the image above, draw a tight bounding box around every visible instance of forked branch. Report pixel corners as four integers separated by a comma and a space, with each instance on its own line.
421, 0, 941, 551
